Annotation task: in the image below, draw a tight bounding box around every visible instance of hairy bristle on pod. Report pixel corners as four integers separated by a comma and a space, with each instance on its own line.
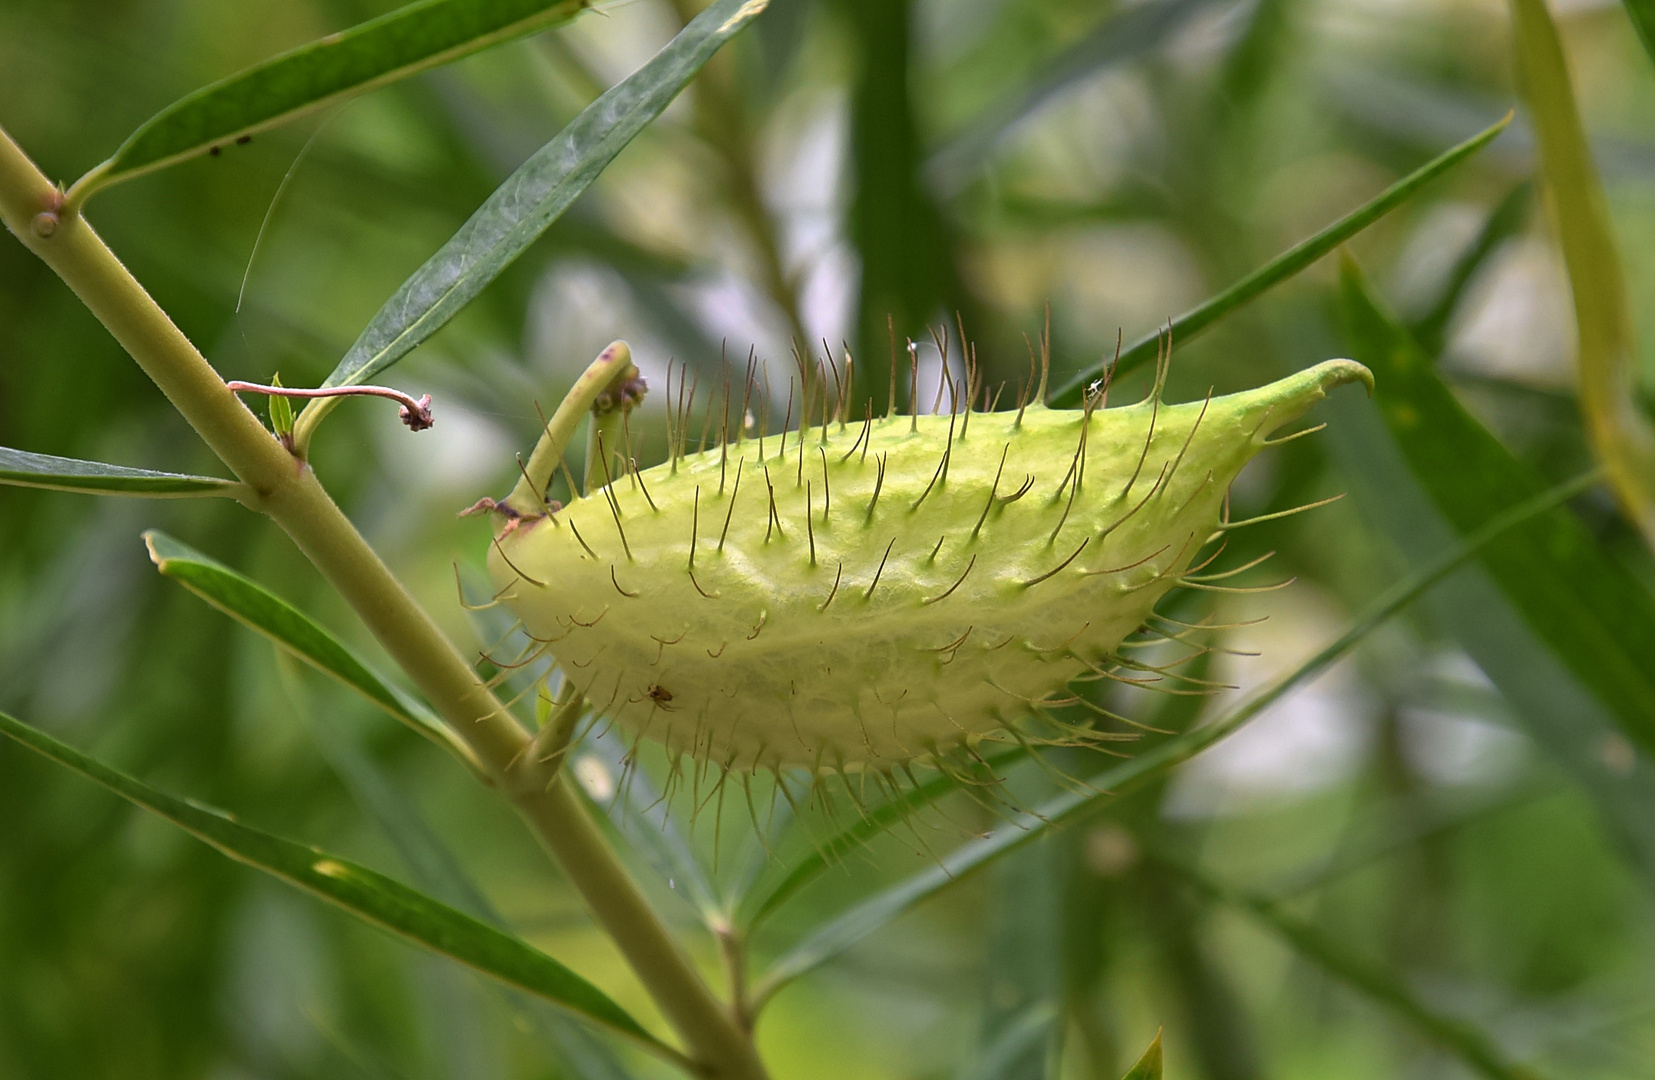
487, 355, 1372, 772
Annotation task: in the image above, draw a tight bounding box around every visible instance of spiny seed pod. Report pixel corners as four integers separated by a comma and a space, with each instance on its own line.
486, 343, 1371, 773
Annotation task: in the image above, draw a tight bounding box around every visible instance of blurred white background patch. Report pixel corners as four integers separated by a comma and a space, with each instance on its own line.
1163, 587, 1381, 818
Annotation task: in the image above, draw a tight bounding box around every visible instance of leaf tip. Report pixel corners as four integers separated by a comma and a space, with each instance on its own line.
141, 529, 169, 569
720, 0, 769, 32
1122, 1029, 1163, 1080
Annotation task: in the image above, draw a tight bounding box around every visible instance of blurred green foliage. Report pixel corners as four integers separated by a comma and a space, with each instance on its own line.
6, 0, 1655, 1077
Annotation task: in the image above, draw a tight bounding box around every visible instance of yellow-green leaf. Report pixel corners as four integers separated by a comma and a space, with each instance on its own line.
1510, 0, 1655, 550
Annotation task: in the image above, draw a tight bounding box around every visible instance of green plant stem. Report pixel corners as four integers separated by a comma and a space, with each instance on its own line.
0, 124, 766, 1080
508, 341, 636, 515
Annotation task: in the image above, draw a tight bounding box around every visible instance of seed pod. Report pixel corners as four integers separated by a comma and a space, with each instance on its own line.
488, 356, 1371, 771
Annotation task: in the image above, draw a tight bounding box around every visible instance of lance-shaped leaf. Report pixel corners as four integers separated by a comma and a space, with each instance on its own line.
1623, 0, 1655, 77
0, 708, 672, 1059
1510, 0, 1655, 551
1120, 1033, 1164, 1080
748, 469, 1599, 1007
68, 0, 589, 203
1334, 263, 1655, 890
1047, 114, 1510, 407
742, 661, 1207, 927
293, 0, 769, 448
1, 446, 245, 499
143, 530, 480, 773
1338, 267, 1655, 756
280, 665, 641, 1080
740, 748, 1023, 929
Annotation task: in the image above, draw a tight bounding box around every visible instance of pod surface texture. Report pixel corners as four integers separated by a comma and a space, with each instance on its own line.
489, 360, 1371, 770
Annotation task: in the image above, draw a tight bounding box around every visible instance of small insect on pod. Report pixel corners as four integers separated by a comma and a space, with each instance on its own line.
483, 338, 1372, 777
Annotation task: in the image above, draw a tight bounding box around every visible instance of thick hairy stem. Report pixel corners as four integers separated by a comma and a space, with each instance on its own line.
0, 124, 766, 1080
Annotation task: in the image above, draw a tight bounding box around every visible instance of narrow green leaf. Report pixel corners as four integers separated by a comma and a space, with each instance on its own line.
1120, 1033, 1163, 1080
279, 664, 640, 1080
745, 660, 1213, 929
1047, 115, 1511, 407
69, 0, 588, 202
1511, 0, 1655, 550
1338, 266, 1655, 757
268, 373, 296, 441
1621, 0, 1655, 74
0, 446, 244, 499
1334, 263, 1655, 891
143, 530, 480, 772
741, 748, 1024, 929
748, 469, 1597, 1007
972, 845, 1062, 1080
294, 0, 768, 446
1163, 857, 1538, 1080
0, 708, 670, 1057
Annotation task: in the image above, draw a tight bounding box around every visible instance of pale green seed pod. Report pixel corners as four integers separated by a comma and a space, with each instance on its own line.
488, 356, 1371, 772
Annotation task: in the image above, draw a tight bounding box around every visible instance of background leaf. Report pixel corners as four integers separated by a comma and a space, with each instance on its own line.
837, 0, 968, 414
1047, 116, 1509, 406
1623, 0, 1655, 75
1336, 267, 1655, 753
972, 844, 1062, 1080
71, 0, 589, 200
957, 1002, 1060, 1080
1510, 0, 1655, 550
143, 530, 478, 770
1119, 1033, 1163, 1080
0, 446, 244, 498
740, 748, 1023, 929
0, 708, 670, 1056
281, 661, 642, 1080
1331, 262, 1655, 890
294, 0, 768, 445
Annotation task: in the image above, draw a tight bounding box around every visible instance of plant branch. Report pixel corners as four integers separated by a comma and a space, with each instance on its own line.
714, 918, 754, 1033
0, 122, 766, 1080
226, 381, 436, 432
506, 342, 642, 516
